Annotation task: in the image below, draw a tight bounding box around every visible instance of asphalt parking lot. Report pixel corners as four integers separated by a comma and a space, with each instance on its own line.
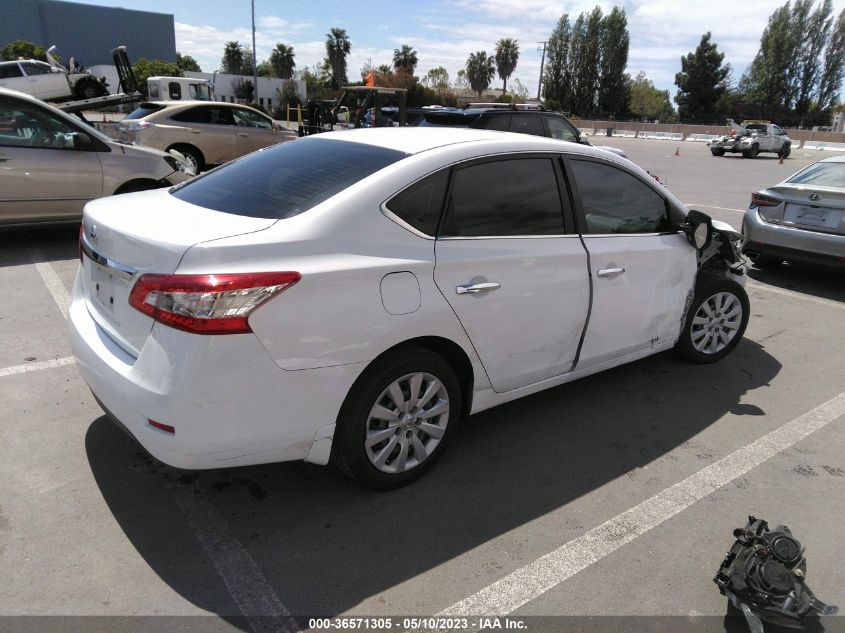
0, 137, 843, 633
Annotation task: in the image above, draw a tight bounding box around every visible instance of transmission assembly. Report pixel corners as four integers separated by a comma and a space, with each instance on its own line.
715, 516, 838, 632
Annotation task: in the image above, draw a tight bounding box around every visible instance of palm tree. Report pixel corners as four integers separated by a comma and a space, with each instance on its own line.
465, 51, 496, 96
495, 38, 519, 93
269, 43, 296, 79
392, 45, 418, 75
325, 27, 351, 90
221, 41, 245, 74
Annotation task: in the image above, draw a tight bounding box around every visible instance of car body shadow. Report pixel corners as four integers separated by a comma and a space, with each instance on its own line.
86, 339, 781, 629
747, 262, 845, 303
0, 224, 80, 267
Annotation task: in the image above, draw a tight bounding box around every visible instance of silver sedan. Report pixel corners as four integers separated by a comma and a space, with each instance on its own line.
743, 155, 845, 268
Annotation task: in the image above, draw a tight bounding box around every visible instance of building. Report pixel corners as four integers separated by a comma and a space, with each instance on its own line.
1, 0, 176, 67
185, 71, 306, 114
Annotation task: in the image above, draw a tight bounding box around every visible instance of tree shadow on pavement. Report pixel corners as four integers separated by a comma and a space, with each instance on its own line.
86, 339, 781, 631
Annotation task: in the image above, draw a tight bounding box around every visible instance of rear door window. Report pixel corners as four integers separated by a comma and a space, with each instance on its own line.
479, 115, 510, 131
510, 116, 544, 136
171, 138, 407, 219
441, 158, 565, 236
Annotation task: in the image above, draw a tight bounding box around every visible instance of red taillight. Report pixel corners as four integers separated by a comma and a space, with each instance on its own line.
128, 272, 300, 335
750, 193, 781, 208
148, 419, 175, 434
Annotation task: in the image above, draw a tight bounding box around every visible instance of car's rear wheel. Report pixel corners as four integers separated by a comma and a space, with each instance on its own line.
168, 144, 204, 173
711, 148, 725, 157
332, 347, 461, 489
74, 78, 106, 100
676, 279, 749, 364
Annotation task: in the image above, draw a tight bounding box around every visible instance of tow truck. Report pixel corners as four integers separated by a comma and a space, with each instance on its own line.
299, 85, 408, 136
708, 120, 792, 159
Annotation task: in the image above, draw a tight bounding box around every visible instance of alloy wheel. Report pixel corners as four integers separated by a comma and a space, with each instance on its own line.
364, 372, 450, 474
690, 291, 743, 354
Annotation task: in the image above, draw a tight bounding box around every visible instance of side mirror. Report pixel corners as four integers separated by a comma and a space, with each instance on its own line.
680, 210, 713, 250
579, 137, 592, 146
72, 132, 93, 150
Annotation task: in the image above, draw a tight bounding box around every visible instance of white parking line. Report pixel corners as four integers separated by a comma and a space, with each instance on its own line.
0, 356, 75, 378
167, 479, 298, 633
747, 280, 845, 311
28, 249, 71, 318
683, 203, 745, 213
437, 391, 845, 620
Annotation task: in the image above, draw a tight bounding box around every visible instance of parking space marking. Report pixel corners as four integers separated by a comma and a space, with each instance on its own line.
167, 479, 298, 633
28, 249, 71, 319
682, 203, 745, 213
746, 280, 845, 311
0, 356, 75, 378
437, 391, 845, 619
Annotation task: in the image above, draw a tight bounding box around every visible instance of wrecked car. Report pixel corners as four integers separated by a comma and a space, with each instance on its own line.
67, 129, 748, 488
709, 120, 792, 159
0, 45, 107, 102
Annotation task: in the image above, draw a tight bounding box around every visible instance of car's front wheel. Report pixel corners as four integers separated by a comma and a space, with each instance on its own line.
676, 279, 749, 364
711, 148, 725, 157
332, 347, 462, 489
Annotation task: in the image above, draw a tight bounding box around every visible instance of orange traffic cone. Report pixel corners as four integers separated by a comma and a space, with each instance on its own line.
674, 146, 680, 156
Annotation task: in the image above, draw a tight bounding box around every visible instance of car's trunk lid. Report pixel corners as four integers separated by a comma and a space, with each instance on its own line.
764, 185, 845, 235
81, 189, 277, 356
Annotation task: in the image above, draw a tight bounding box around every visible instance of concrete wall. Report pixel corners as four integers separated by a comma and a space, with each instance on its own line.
0, 0, 176, 67
576, 119, 845, 144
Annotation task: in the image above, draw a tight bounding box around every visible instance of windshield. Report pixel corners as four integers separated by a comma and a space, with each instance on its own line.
171, 138, 407, 219
788, 162, 845, 188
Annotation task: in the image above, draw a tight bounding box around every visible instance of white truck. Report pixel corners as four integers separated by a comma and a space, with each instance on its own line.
708, 120, 792, 159
146, 76, 214, 101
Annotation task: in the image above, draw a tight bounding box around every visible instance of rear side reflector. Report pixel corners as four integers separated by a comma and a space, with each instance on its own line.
128, 271, 300, 335
148, 419, 175, 434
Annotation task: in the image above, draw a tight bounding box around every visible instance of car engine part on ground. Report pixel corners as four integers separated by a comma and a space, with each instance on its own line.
715, 516, 838, 632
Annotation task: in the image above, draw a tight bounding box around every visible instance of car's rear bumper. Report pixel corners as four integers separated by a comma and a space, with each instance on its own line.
67, 268, 364, 469
742, 208, 845, 267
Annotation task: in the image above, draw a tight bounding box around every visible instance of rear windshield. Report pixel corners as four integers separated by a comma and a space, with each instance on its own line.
170, 138, 408, 219
788, 162, 845, 188
124, 103, 166, 120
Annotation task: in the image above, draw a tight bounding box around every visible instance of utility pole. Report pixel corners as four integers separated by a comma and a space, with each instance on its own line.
251, 0, 258, 103
537, 41, 547, 101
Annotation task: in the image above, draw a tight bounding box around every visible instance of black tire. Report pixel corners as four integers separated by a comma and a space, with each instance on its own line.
742, 144, 759, 159
332, 347, 462, 489
711, 149, 725, 157
168, 145, 204, 173
114, 179, 162, 194
676, 278, 750, 364
752, 254, 783, 269
778, 145, 791, 159
74, 78, 106, 100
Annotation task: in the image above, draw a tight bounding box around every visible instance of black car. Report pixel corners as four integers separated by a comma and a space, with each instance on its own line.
410, 107, 626, 157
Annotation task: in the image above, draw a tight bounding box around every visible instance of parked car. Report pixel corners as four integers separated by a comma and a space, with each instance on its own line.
0, 88, 190, 227
68, 128, 748, 488
119, 101, 297, 173
0, 47, 108, 102
743, 155, 845, 268
413, 107, 627, 156
709, 120, 791, 159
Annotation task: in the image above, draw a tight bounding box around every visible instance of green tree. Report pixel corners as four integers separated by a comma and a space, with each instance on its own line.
1, 39, 47, 61
256, 60, 272, 77
392, 45, 418, 75
494, 37, 519, 93
454, 69, 470, 91
796, 0, 833, 116
325, 27, 351, 90
132, 59, 183, 96
570, 7, 603, 116
175, 52, 201, 72
221, 41, 246, 74
465, 51, 495, 96
422, 66, 450, 93
817, 8, 845, 112
543, 14, 572, 110
674, 33, 731, 123
629, 71, 675, 121
743, 4, 798, 109
598, 7, 630, 117
234, 77, 254, 101
270, 43, 296, 79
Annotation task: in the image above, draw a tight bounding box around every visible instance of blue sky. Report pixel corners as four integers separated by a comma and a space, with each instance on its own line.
80, 0, 845, 98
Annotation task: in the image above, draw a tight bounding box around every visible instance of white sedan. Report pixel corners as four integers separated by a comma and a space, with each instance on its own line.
67, 128, 749, 488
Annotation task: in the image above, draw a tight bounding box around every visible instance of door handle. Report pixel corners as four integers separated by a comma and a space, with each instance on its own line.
456, 282, 501, 295
237, 132, 249, 137
189, 129, 201, 134
597, 267, 625, 278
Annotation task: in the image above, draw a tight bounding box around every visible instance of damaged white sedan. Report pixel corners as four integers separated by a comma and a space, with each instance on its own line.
67, 128, 749, 488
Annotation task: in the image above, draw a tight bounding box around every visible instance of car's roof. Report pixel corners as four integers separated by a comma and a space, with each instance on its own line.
311, 127, 609, 157
817, 154, 845, 163
144, 100, 254, 109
